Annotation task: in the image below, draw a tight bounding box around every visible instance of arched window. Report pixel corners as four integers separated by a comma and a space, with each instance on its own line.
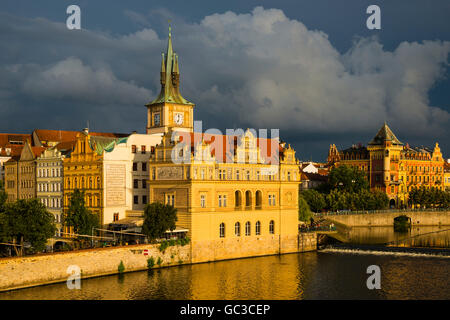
219, 223, 225, 238
269, 220, 274, 234
255, 221, 261, 235
89, 177, 93, 189
245, 190, 252, 208
235, 222, 241, 236
235, 191, 242, 208
97, 177, 101, 188
255, 191, 262, 208
245, 221, 251, 236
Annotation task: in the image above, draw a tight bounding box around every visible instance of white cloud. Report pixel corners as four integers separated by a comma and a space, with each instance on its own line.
22, 57, 151, 105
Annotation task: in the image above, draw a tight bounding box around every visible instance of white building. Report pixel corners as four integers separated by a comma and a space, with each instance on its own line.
301, 162, 319, 174
102, 133, 163, 224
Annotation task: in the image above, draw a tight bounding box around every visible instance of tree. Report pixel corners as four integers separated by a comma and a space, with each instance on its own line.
142, 202, 177, 242
298, 195, 313, 222
0, 189, 7, 213
301, 189, 326, 212
64, 189, 99, 236
327, 165, 369, 193
0, 199, 56, 255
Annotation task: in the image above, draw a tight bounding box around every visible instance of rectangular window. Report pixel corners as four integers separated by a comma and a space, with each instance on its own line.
218, 195, 222, 207
142, 162, 147, 172
142, 179, 147, 189
200, 195, 206, 208
133, 179, 139, 189
132, 145, 137, 153
133, 162, 138, 171
133, 196, 139, 204
141, 145, 146, 154
166, 194, 175, 206
142, 195, 147, 205
113, 213, 119, 222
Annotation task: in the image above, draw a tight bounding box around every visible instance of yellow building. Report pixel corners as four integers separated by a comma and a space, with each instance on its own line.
445, 161, 450, 191
328, 123, 446, 207
63, 130, 119, 228
147, 29, 301, 263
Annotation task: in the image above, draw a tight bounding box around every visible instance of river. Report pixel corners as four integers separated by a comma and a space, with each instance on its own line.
0, 226, 449, 300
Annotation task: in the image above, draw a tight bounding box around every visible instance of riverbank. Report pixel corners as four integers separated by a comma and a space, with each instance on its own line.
0, 233, 317, 292
0, 243, 190, 292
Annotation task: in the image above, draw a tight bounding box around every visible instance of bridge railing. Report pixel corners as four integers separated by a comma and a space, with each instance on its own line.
314, 208, 449, 217
299, 225, 337, 233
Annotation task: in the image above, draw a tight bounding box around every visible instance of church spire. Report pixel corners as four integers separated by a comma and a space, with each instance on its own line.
147, 25, 193, 106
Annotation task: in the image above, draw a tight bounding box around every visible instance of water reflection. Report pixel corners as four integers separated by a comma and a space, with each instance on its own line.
340, 226, 450, 248
0, 250, 448, 300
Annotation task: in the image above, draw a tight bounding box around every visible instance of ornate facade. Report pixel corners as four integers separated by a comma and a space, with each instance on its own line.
327, 123, 446, 207
147, 30, 301, 263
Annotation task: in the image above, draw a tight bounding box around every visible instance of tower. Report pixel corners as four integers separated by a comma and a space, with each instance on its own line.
367, 122, 403, 196
146, 26, 195, 135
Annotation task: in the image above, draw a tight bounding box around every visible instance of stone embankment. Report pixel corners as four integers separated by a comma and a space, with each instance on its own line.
0, 243, 190, 292
0, 233, 318, 292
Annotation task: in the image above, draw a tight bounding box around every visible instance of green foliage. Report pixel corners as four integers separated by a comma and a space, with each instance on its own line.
408, 187, 450, 208
301, 189, 326, 212
159, 240, 169, 252
298, 194, 313, 222
178, 237, 190, 246
327, 165, 369, 193
0, 199, 56, 254
0, 189, 7, 213
64, 189, 99, 236
142, 202, 178, 241
147, 257, 155, 269
156, 257, 163, 266
178, 259, 183, 265
118, 260, 125, 273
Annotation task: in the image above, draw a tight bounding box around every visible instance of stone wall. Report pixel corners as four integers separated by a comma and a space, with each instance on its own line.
298, 233, 317, 252
0, 243, 190, 292
325, 211, 450, 227
0, 232, 318, 291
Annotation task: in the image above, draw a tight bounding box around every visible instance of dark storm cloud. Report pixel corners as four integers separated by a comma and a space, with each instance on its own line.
0, 7, 449, 161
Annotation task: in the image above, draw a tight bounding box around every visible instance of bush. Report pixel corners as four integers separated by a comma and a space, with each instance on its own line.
157, 257, 163, 266
118, 260, 125, 274
147, 257, 155, 269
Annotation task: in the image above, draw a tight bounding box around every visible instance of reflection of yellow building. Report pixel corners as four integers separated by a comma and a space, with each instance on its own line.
328, 123, 446, 207
147, 30, 301, 263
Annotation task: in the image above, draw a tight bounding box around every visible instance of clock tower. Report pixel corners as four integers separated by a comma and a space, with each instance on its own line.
146, 27, 195, 135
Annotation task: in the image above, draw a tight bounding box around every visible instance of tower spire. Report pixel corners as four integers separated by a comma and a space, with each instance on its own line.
146, 25, 193, 106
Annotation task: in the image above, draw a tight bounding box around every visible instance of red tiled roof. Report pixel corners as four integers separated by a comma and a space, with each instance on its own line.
33, 129, 128, 145
0, 145, 24, 157
176, 131, 281, 164
54, 140, 76, 152
31, 146, 46, 158
0, 133, 32, 148
301, 172, 328, 182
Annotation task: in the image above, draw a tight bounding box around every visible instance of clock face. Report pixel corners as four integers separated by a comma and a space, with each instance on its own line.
154, 113, 160, 126
174, 113, 184, 125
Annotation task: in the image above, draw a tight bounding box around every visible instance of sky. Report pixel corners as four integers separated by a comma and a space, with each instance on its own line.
0, 0, 449, 161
